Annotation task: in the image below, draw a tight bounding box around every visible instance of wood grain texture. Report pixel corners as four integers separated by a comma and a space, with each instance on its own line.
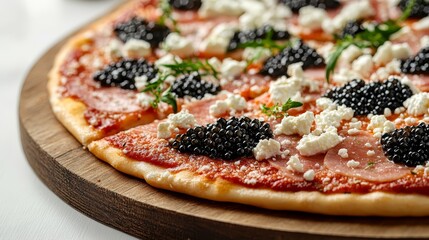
18, 5, 429, 240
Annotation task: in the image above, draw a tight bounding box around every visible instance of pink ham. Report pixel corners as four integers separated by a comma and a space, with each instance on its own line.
324, 131, 410, 182
407, 74, 429, 92
268, 135, 324, 180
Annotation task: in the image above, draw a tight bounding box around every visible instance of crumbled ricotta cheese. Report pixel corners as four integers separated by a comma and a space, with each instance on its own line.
209, 94, 248, 117
421, 36, 429, 48
123, 39, 151, 58
168, 110, 197, 129
401, 76, 420, 94
341, 45, 363, 63
413, 16, 429, 31
332, 68, 362, 85
274, 111, 314, 136
367, 115, 396, 135
352, 55, 373, 77
157, 122, 172, 139
220, 58, 247, 79
269, 63, 310, 104
298, 6, 328, 30
209, 100, 229, 117
316, 97, 333, 110
134, 75, 149, 91
136, 92, 155, 109
404, 92, 429, 116
199, 0, 244, 18
367, 150, 375, 156
338, 148, 349, 158
239, 0, 291, 30
370, 60, 401, 81
286, 154, 304, 172
253, 139, 281, 161
303, 169, 315, 181
322, 0, 374, 34
155, 54, 182, 73
161, 32, 194, 57
297, 126, 344, 156
373, 41, 393, 66
347, 159, 360, 168
392, 43, 412, 60
315, 104, 354, 131
200, 24, 237, 55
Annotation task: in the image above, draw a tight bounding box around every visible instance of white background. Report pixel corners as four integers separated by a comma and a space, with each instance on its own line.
0, 0, 136, 239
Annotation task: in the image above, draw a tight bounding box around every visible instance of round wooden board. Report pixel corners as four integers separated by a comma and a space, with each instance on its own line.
18, 9, 429, 240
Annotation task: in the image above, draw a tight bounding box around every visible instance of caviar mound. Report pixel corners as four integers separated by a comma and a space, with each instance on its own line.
169, 0, 202, 10
93, 59, 158, 90
227, 25, 290, 52
398, 0, 429, 19
279, 0, 340, 12
381, 122, 429, 167
260, 40, 324, 77
323, 78, 413, 116
171, 72, 221, 99
400, 47, 429, 75
114, 17, 171, 48
339, 21, 365, 39
170, 117, 273, 160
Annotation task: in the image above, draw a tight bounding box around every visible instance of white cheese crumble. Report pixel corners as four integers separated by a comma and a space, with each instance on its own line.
239, 0, 291, 31
373, 41, 393, 66
286, 154, 304, 172
220, 58, 247, 79
413, 16, 429, 31
134, 75, 149, 91
341, 45, 363, 63
274, 111, 314, 136
367, 150, 376, 156
298, 6, 328, 30
135, 92, 155, 109
404, 92, 429, 116
322, 0, 374, 34
209, 94, 248, 117
338, 148, 349, 158
161, 32, 194, 57
297, 126, 344, 156
199, 0, 244, 18
303, 169, 315, 181
252, 139, 281, 161
200, 24, 237, 55
316, 97, 333, 110
370, 59, 401, 81
332, 68, 362, 85
392, 43, 412, 60
123, 39, 151, 58
367, 115, 396, 136
315, 104, 354, 131
352, 55, 373, 78
105, 39, 122, 58
346, 159, 360, 168
157, 110, 197, 139
421, 36, 429, 48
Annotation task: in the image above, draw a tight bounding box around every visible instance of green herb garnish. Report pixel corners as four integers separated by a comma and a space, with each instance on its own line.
325, 0, 415, 82
142, 74, 178, 113
261, 98, 303, 118
157, 0, 180, 32
162, 58, 220, 79
365, 162, 376, 170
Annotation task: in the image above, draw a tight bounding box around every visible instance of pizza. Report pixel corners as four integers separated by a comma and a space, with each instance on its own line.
48, 0, 429, 216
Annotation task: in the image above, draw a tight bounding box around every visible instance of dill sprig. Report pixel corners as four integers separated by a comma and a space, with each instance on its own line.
157, 0, 180, 32
261, 98, 303, 118
142, 73, 178, 113
325, 0, 415, 82
162, 58, 220, 79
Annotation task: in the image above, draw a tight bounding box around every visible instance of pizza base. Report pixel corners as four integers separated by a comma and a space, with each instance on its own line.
88, 139, 429, 216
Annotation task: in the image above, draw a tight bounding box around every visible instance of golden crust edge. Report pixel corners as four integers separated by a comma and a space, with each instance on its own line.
88, 139, 429, 216
47, 0, 149, 146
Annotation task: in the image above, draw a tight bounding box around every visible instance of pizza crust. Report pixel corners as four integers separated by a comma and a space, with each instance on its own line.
89, 139, 429, 216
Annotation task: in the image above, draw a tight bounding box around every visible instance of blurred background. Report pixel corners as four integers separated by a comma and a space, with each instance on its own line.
0, 0, 137, 239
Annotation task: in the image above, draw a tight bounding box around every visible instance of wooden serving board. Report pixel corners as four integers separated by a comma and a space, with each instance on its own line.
18, 6, 429, 240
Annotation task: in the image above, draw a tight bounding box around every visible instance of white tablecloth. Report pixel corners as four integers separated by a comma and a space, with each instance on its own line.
0, 0, 135, 238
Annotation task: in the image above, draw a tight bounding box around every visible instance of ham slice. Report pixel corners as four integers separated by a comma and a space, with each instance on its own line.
324, 131, 410, 182
407, 74, 429, 92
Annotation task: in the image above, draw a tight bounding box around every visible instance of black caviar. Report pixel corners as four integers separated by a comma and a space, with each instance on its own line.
323, 78, 413, 116
93, 59, 158, 90
398, 0, 429, 19
260, 40, 324, 77
227, 25, 290, 52
381, 122, 429, 167
279, 0, 340, 12
168, 0, 202, 10
339, 21, 365, 38
170, 117, 273, 160
171, 72, 221, 99
114, 17, 171, 47
400, 47, 429, 75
